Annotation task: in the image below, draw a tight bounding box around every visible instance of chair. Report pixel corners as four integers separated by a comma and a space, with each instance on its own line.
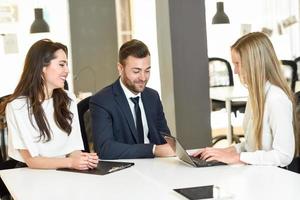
285, 91, 300, 173
208, 57, 246, 145
286, 156, 300, 173
64, 80, 69, 90
294, 56, 300, 80
209, 57, 234, 88
0, 117, 6, 162
0, 95, 10, 162
77, 96, 92, 152
209, 57, 235, 114
0, 94, 20, 198
209, 57, 246, 116
280, 60, 298, 92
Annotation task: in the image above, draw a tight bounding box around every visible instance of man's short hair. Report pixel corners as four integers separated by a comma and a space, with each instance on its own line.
119, 39, 150, 65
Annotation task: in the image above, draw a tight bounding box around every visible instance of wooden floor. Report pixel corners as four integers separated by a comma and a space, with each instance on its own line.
210, 108, 244, 148
211, 127, 244, 147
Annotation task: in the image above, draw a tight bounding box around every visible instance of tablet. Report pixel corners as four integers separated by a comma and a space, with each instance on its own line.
174, 185, 214, 200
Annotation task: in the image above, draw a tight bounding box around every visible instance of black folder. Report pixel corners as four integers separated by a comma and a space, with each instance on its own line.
57, 160, 134, 175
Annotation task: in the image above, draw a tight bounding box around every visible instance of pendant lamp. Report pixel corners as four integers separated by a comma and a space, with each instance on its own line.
212, 2, 230, 24
30, 8, 50, 33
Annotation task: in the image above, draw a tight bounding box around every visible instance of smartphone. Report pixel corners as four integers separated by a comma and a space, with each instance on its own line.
174, 185, 214, 200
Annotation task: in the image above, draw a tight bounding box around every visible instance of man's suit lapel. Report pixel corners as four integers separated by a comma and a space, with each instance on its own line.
112, 80, 139, 143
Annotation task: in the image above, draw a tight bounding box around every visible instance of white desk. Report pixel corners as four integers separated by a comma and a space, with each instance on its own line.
1, 157, 300, 200
210, 86, 248, 144
0, 162, 173, 200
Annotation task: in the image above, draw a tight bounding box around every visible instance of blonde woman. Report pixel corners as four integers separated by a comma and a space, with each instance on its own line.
193, 32, 296, 167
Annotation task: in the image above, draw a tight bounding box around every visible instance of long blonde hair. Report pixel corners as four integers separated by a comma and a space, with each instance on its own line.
231, 32, 296, 150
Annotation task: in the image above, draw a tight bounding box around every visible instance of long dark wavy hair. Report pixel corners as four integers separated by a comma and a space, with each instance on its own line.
0, 39, 73, 142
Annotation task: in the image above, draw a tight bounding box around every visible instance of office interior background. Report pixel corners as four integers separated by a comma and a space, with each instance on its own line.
0, 0, 299, 148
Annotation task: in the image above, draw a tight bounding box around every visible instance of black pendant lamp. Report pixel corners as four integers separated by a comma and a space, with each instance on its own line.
212, 2, 230, 24
30, 8, 50, 33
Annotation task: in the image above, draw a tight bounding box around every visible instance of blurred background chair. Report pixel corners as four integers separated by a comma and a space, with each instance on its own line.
77, 96, 92, 152
208, 57, 246, 145
209, 57, 234, 88
280, 60, 298, 92
209, 57, 246, 116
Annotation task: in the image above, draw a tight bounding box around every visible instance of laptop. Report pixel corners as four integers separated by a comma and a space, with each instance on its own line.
165, 135, 226, 167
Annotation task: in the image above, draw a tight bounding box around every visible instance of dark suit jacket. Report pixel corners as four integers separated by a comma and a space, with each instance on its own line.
90, 79, 170, 159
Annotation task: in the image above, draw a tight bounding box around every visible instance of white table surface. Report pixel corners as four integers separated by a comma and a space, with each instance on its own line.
210, 86, 248, 144
1, 157, 299, 200
209, 86, 248, 102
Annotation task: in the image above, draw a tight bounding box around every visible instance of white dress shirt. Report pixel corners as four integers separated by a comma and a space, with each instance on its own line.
119, 79, 150, 144
235, 81, 295, 167
6, 91, 84, 162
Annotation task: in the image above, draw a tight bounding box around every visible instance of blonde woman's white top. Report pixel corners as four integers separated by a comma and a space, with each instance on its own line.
235, 81, 295, 167
6, 91, 84, 163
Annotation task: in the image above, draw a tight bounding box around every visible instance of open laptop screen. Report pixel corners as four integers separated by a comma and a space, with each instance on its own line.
164, 134, 226, 167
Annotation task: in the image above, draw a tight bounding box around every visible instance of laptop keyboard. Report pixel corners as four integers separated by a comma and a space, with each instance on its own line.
189, 156, 225, 167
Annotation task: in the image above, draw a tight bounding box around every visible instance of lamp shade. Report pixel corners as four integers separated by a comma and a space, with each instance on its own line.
30, 8, 50, 33
212, 2, 230, 24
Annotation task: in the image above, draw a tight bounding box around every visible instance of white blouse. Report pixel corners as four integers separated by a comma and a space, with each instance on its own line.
6, 91, 84, 162
235, 82, 295, 167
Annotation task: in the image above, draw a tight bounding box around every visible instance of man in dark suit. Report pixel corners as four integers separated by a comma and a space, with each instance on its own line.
90, 39, 175, 159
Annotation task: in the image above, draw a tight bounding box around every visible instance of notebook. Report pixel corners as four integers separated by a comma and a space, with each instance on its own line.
164, 135, 226, 167
57, 160, 134, 175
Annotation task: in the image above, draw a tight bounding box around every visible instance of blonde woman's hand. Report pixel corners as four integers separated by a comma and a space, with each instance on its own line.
191, 148, 206, 157
192, 147, 243, 164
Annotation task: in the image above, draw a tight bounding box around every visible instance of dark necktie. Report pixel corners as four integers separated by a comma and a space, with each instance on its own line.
130, 97, 144, 143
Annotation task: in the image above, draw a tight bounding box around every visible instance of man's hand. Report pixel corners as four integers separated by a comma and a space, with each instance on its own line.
154, 143, 176, 157
164, 136, 176, 152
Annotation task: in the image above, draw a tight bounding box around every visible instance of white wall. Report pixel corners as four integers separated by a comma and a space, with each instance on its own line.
0, 0, 72, 97
3, 0, 297, 97
130, 0, 161, 95
205, 0, 300, 62
205, 0, 300, 87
